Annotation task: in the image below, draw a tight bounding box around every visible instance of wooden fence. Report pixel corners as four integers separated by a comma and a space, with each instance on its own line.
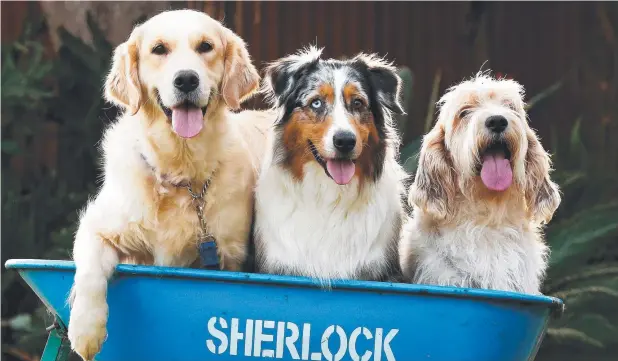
185, 1, 616, 149
2, 1, 617, 154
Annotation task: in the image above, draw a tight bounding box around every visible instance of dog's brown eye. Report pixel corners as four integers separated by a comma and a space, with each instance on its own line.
151, 44, 168, 55
197, 41, 213, 53
505, 101, 516, 110
352, 98, 365, 110
459, 108, 472, 118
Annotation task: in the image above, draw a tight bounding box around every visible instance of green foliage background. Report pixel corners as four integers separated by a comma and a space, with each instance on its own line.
1, 12, 118, 361
1, 10, 617, 361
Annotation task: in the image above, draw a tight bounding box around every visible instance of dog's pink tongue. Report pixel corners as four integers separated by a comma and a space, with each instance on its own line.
172, 107, 203, 138
480, 153, 513, 191
326, 159, 356, 185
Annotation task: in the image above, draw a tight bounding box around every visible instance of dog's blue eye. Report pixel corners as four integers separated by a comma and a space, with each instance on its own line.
310, 99, 322, 109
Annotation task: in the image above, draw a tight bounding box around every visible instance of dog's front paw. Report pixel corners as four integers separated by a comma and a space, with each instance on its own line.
68, 296, 108, 361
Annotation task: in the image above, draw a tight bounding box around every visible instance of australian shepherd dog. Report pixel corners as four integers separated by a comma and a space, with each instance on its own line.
401, 72, 561, 294
253, 46, 408, 282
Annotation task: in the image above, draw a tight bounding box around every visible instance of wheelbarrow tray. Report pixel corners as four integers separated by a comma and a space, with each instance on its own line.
5, 259, 562, 361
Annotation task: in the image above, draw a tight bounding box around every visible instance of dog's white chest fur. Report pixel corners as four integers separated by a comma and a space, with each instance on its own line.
404, 217, 548, 294
255, 162, 402, 280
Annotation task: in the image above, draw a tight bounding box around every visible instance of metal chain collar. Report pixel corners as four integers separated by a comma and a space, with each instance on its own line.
139, 152, 219, 268
186, 179, 215, 244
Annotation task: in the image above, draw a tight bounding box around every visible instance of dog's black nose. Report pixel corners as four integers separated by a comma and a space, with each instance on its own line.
333, 131, 357, 153
173, 70, 199, 93
485, 115, 508, 133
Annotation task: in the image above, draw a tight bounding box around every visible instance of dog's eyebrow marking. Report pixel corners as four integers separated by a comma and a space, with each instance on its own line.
191, 34, 216, 49
316, 83, 335, 105
149, 39, 173, 52
342, 83, 368, 106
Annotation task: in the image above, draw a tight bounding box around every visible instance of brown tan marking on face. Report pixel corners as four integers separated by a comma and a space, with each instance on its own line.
318, 83, 335, 104
281, 81, 386, 184
190, 34, 215, 50
340, 83, 382, 183
451, 93, 479, 132
354, 117, 384, 186
281, 110, 333, 181
186, 33, 221, 69
141, 38, 173, 72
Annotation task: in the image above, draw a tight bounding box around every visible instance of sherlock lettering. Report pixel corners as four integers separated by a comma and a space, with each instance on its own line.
206, 317, 399, 361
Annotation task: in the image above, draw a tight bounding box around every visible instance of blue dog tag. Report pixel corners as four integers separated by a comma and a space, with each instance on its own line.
198, 239, 219, 270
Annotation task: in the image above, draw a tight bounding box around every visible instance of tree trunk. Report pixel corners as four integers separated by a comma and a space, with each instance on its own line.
40, 1, 171, 49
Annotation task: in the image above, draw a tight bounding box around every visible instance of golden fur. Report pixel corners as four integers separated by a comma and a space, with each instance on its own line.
68, 10, 274, 360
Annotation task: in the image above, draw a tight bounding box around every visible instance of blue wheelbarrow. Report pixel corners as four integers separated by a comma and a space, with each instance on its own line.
5, 259, 563, 361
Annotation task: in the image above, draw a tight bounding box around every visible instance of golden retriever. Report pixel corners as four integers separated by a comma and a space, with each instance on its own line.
400, 72, 561, 294
68, 9, 274, 360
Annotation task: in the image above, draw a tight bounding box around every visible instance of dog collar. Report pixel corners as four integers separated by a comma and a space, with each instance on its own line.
185, 180, 220, 270
139, 152, 220, 270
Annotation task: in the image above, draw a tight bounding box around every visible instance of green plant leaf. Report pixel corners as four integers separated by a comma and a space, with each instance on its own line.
545, 266, 618, 294
553, 286, 618, 303
400, 137, 422, 176
553, 171, 586, 190
557, 314, 617, 346
546, 327, 604, 348
424, 69, 441, 133
3, 314, 33, 332
547, 202, 618, 267
526, 80, 563, 111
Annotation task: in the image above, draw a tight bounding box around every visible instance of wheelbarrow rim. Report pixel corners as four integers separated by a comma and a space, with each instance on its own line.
5, 258, 564, 312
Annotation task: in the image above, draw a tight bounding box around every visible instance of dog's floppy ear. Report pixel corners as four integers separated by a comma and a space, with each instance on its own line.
408, 124, 456, 219
262, 46, 322, 108
220, 28, 260, 111
524, 127, 561, 224
104, 27, 143, 115
355, 53, 405, 116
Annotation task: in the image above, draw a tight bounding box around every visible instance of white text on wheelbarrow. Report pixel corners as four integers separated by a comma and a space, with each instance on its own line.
206, 317, 399, 361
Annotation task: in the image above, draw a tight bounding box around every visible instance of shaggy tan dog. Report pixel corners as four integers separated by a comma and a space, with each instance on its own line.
401, 72, 561, 295
68, 10, 273, 360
